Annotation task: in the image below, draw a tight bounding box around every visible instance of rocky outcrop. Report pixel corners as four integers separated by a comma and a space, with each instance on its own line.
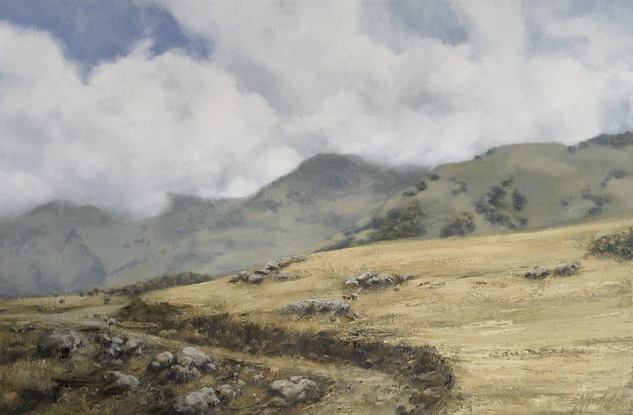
524, 267, 550, 279
173, 387, 220, 414
109, 371, 139, 391
37, 329, 82, 358
95, 334, 147, 365
148, 351, 174, 371
343, 271, 411, 291
281, 299, 350, 317
524, 262, 580, 279
229, 255, 306, 284
269, 376, 320, 407
553, 261, 580, 276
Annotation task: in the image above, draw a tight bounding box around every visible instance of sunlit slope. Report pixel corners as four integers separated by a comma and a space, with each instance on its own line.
147, 212, 633, 414
323, 135, 633, 248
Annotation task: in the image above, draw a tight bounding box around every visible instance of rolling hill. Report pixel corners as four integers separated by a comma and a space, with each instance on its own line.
321, 132, 633, 249
0, 154, 425, 297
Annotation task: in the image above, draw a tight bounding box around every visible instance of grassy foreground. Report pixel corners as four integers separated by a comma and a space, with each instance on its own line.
1, 212, 633, 414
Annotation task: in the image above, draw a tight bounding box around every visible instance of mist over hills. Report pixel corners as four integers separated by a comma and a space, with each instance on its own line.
0, 154, 425, 297
2, 132, 633, 297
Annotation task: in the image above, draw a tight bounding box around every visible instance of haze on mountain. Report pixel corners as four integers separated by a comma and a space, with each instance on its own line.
2, 131, 633, 297
2, 2, 633, 219
0, 154, 424, 297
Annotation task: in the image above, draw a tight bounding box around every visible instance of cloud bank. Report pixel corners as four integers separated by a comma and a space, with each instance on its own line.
1, 0, 633, 217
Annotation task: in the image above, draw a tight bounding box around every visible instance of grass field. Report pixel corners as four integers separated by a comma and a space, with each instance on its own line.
1, 212, 632, 414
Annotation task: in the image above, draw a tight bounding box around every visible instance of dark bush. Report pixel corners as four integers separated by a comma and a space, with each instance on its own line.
512, 189, 527, 212
439, 213, 476, 238
588, 227, 633, 260
486, 186, 507, 208
368, 201, 426, 242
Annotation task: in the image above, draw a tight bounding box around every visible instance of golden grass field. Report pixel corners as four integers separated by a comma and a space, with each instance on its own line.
1, 212, 632, 414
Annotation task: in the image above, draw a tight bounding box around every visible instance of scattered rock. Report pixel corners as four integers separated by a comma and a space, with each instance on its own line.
109, 371, 139, 391
269, 376, 320, 406
281, 299, 350, 317
344, 271, 411, 290
37, 329, 82, 358
175, 347, 214, 369
524, 267, 550, 279
148, 351, 174, 371
247, 274, 265, 284
553, 261, 580, 276
173, 387, 220, 414
96, 335, 146, 364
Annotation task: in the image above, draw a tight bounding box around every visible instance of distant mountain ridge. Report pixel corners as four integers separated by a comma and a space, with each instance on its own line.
0, 153, 426, 297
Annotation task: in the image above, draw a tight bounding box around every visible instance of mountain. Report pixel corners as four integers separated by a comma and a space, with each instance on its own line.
320, 132, 633, 249
0, 154, 426, 297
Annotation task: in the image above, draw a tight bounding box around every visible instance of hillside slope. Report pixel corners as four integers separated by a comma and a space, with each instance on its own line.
0, 154, 424, 297
142, 211, 633, 414
321, 132, 633, 248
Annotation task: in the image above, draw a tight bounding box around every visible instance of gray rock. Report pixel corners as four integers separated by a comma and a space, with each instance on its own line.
281, 299, 351, 317
173, 387, 220, 414
175, 347, 213, 369
37, 329, 82, 358
247, 274, 265, 284
96, 345, 122, 363
553, 261, 580, 276
269, 376, 320, 406
525, 267, 550, 279
149, 351, 174, 371
265, 261, 280, 271
344, 271, 411, 290
109, 371, 139, 391
121, 338, 145, 355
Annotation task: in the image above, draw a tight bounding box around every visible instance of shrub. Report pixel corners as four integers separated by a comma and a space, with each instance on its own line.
512, 189, 527, 212
368, 201, 426, 242
588, 227, 633, 260
439, 213, 476, 238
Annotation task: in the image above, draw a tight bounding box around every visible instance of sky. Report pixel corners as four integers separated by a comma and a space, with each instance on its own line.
1, 0, 633, 218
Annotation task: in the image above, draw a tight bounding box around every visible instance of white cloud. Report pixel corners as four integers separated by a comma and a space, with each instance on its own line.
2, 2, 633, 217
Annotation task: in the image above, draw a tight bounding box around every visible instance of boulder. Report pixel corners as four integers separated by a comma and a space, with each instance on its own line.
247, 274, 265, 284
269, 376, 320, 406
37, 329, 82, 358
553, 261, 580, 276
344, 271, 411, 290
175, 347, 213, 369
148, 351, 174, 371
173, 387, 220, 414
109, 371, 139, 391
524, 267, 550, 279
281, 299, 350, 317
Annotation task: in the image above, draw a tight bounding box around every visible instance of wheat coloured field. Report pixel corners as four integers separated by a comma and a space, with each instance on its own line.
1, 213, 632, 414
146, 213, 633, 414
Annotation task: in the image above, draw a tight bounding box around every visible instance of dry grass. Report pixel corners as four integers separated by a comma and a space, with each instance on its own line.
145, 212, 633, 414
1, 212, 632, 414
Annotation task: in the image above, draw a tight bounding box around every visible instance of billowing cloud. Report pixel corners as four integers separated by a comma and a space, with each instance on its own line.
1, 1, 633, 217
